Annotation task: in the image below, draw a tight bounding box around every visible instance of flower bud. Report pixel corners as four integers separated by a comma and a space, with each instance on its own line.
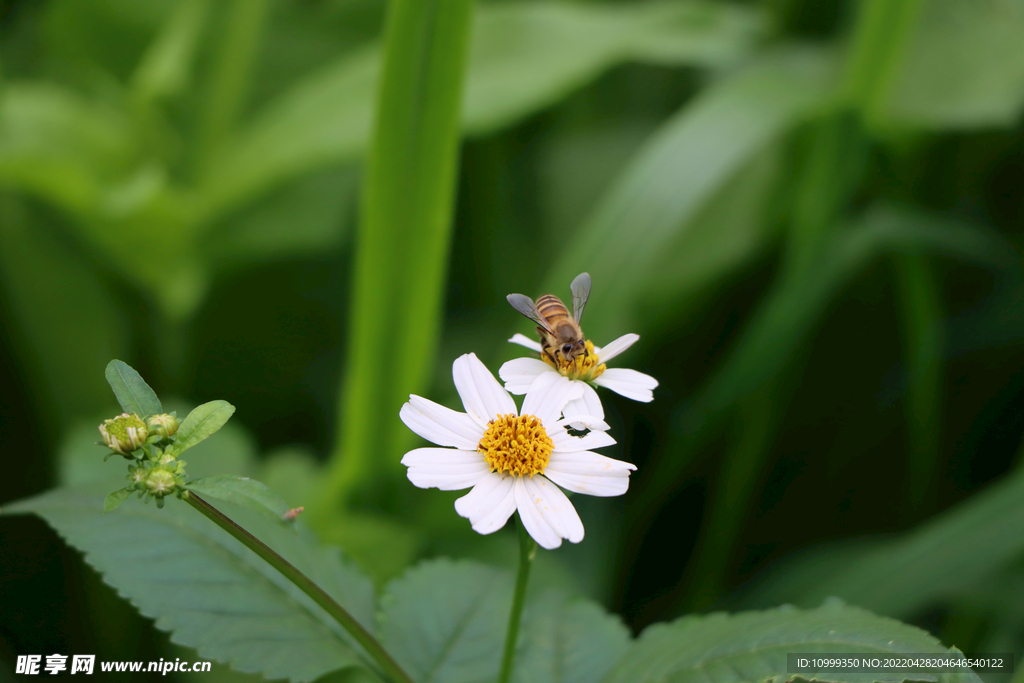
99, 413, 148, 456
144, 466, 179, 497
146, 413, 178, 440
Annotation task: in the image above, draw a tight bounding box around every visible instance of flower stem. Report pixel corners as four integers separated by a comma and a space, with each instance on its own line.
497, 516, 536, 683
182, 491, 414, 683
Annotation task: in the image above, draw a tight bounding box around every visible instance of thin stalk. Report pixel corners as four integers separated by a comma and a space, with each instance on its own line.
182, 491, 414, 683
198, 0, 271, 162
498, 517, 536, 683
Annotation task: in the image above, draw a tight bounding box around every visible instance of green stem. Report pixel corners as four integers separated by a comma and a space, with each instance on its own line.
498, 517, 536, 683
182, 491, 414, 683
198, 0, 271, 162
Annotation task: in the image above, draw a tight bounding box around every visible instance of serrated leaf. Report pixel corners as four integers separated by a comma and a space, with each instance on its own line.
174, 400, 235, 453
105, 359, 163, 418
514, 592, 631, 683
186, 475, 292, 528
601, 602, 982, 683
103, 487, 133, 512
3, 483, 376, 683
380, 559, 511, 683
380, 559, 631, 683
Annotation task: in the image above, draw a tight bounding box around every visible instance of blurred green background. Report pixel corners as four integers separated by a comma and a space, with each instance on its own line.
3, 0, 1024, 679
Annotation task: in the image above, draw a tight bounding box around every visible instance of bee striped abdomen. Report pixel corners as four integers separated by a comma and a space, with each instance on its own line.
536, 295, 569, 323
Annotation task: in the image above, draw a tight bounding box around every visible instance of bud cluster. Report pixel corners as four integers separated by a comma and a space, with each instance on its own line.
98, 412, 185, 507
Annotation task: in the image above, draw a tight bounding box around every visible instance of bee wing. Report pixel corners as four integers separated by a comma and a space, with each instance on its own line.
570, 272, 591, 324
507, 293, 553, 332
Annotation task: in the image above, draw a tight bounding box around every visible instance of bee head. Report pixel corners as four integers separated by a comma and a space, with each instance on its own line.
560, 340, 586, 362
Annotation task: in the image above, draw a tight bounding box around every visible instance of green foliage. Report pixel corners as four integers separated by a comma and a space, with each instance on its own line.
324, 0, 475, 506
379, 559, 630, 683
105, 359, 163, 418
3, 483, 376, 683
185, 475, 293, 527
174, 400, 236, 453
748, 470, 1024, 618
601, 602, 982, 683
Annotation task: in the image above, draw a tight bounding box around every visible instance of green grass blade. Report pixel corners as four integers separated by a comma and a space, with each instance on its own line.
203, 1, 762, 218
321, 0, 474, 510
541, 46, 839, 336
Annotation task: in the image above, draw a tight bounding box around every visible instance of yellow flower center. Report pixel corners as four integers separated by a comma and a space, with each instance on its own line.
542, 339, 607, 381
478, 414, 553, 477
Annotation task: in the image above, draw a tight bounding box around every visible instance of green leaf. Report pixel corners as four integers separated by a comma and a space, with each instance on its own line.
462, 1, 762, 138
104, 359, 163, 418
380, 559, 631, 683
186, 475, 292, 528
103, 487, 133, 512
204, 1, 762, 217
514, 592, 631, 683
322, 0, 474, 505
3, 483, 376, 683
747, 469, 1024, 618
174, 400, 236, 453
130, 0, 210, 102
601, 602, 981, 683
542, 46, 839, 335
381, 559, 511, 683
881, 0, 1024, 129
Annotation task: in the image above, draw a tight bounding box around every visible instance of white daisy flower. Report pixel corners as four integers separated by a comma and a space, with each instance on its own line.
399, 353, 636, 550
499, 333, 658, 429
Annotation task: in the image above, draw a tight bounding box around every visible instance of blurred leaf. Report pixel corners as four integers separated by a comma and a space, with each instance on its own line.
380, 559, 629, 683
322, 0, 474, 506
174, 400, 236, 453
103, 487, 133, 512
104, 359, 163, 418
543, 46, 839, 335
746, 470, 1024, 618
601, 602, 981, 683
882, 0, 1024, 129
0, 200, 129, 427
0, 84, 137, 214
462, 1, 763, 137
204, 167, 357, 263
131, 0, 210, 102
205, 1, 763, 216
514, 592, 631, 683
186, 475, 292, 528
3, 483, 376, 683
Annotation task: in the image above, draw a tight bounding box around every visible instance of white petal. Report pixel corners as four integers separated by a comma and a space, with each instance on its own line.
499, 357, 552, 395
549, 428, 616, 452
509, 333, 543, 353
401, 448, 489, 490
453, 353, 518, 426
520, 372, 584, 426
595, 333, 639, 363
400, 397, 482, 450
522, 475, 585, 546
401, 447, 483, 466
545, 451, 636, 497
562, 383, 605, 430
553, 415, 611, 433
514, 477, 562, 549
593, 368, 658, 402
455, 473, 517, 534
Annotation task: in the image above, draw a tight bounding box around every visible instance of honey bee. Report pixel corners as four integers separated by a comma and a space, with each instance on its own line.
507, 272, 591, 366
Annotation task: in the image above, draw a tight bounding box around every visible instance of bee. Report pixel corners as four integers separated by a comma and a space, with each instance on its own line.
507, 272, 591, 366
